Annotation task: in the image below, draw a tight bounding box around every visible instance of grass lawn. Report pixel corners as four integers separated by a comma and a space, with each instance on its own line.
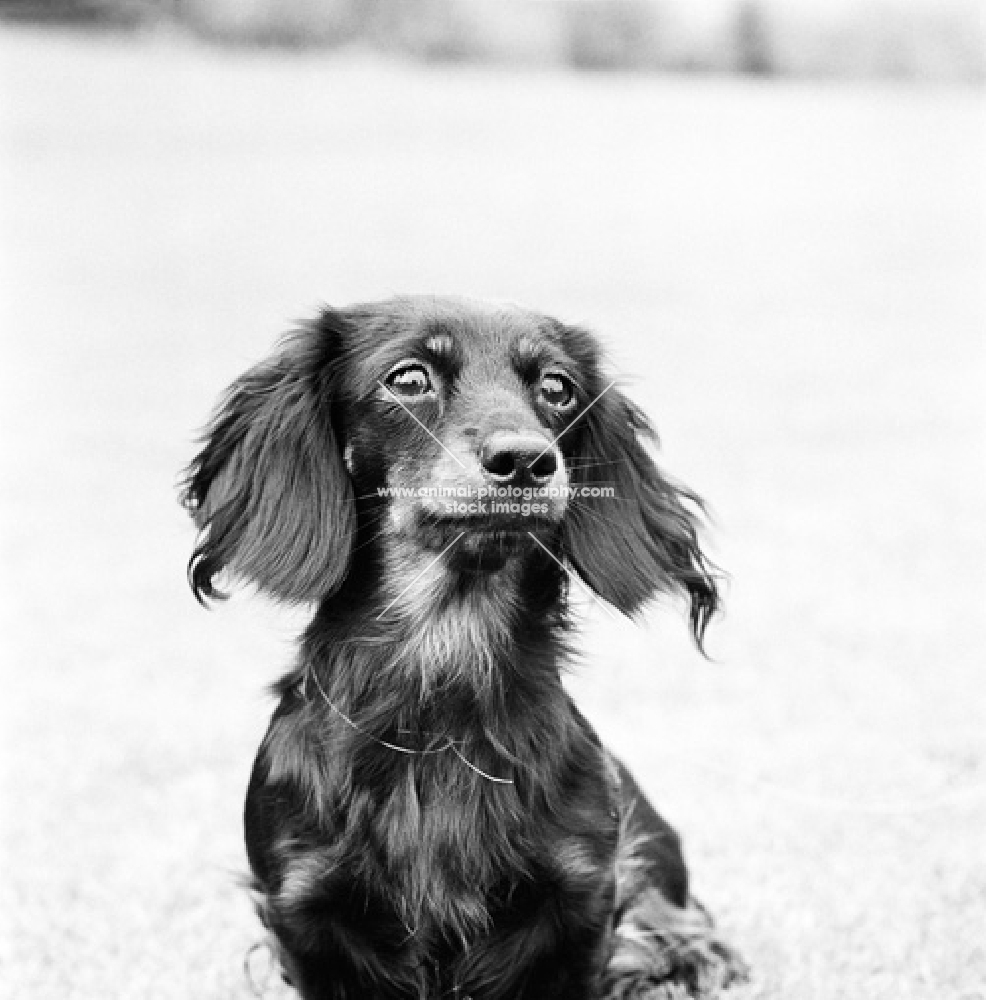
1, 25, 984, 1000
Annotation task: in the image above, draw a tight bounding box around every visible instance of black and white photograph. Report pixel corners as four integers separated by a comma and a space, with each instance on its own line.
2, 2, 984, 998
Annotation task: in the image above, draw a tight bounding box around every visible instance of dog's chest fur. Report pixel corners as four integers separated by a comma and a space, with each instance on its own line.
267, 568, 549, 947
369, 750, 518, 945
364, 571, 533, 940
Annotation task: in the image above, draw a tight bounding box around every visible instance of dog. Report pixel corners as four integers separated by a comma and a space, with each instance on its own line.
181, 296, 746, 999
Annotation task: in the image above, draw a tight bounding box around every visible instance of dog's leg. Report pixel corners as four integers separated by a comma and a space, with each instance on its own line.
454, 921, 613, 1000
602, 760, 748, 999
447, 853, 618, 1000
603, 888, 747, 1000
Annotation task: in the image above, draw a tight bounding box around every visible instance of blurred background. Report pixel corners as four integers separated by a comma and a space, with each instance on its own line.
1, 2, 984, 998
2, 0, 985, 78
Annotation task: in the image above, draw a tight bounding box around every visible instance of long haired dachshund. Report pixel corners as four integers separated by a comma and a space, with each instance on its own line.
181, 296, 745, 999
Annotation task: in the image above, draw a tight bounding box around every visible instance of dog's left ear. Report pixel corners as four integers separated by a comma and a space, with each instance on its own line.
180, 315, 354, 603
560, 385, 719, 644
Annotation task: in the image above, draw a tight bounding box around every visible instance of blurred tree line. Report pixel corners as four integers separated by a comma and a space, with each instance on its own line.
2, 0, 982, 81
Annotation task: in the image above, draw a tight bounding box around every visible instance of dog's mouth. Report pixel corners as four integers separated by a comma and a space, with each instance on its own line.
413, 514, 557, 570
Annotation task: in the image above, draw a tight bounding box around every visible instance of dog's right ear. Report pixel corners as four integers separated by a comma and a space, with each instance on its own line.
180, 312, 354, 603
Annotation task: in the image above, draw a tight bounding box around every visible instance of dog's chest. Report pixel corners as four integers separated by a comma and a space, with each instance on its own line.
372, 754, 515, 941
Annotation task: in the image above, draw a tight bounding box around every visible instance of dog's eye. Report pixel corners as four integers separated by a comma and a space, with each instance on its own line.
539, 372, 576, 409
385, 363, 435, 398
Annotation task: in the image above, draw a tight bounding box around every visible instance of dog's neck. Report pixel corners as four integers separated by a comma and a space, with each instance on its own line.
302, 539, 570, 730
274, 538, 579, 803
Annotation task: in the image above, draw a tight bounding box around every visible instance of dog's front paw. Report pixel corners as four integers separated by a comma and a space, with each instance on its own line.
602, 892, 749, 999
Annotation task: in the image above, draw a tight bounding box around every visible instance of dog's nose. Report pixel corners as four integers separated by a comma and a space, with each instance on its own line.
480, 432, 558, 485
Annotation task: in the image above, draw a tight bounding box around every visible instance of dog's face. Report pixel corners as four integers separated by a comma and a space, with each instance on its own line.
182, 296, 718, 640
338, 298, 593, 569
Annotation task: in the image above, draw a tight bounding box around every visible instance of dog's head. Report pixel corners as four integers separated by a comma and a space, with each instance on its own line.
181, 296, 718, 641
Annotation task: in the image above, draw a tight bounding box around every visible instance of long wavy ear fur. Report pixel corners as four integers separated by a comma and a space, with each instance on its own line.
558, 333, 719, 644
179, 321, 354, 603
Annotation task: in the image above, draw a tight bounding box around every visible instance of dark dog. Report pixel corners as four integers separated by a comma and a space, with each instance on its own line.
181, 296, 745, 999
